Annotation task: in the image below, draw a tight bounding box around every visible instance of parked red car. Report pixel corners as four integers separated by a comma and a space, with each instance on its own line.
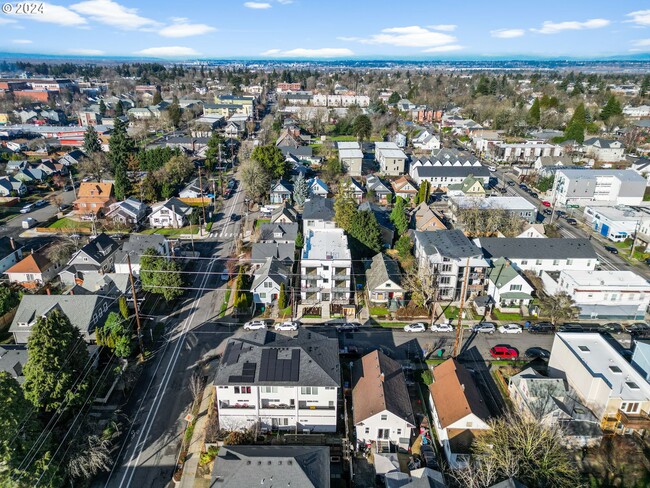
490, 345, 519, 359
541, 201, 551, 207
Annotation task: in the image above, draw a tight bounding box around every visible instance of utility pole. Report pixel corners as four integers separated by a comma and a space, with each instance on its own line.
127, 254, 144, 354
198, 168, 207, 236
452, 257, 471, 358
630, 219, 641, 258
69, 171, 77, 201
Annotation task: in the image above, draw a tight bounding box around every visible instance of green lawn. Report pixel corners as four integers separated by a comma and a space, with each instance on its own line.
492, 310, 527, 321
369, 306, 390, 316
218, 289, 232, 318
328, 135, 382, 142
49, 217, 91, 229
255, 219, 270, 229
302, 314, 321, 319
278, 305, 292, 318
375, 321, 408, 328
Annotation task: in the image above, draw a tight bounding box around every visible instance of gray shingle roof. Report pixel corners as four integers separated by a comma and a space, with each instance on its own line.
251, 242, 295, 263
413, 165, 490, 179
214, 330, 340, 387
258, 222, 299, 243
115, 234, 167, 265
414, 230, 482, 259
366, 253, 402, 291
302, 196, 335, 221
211, 446, 330, 488
252, 257, 289, 290
478, 237, 597, 260
74, 233, 119, 265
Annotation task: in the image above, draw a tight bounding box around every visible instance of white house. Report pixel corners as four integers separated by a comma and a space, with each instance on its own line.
338, 141, 363, 176
409, 149, 490, 188
365, 253, 404, 307
375, 142, 407, 176
352, 350, 415, 451
548, 333, 650, 434
623, 105, 650, 118
429, 359, 491, 468
486, 257, 534, 311
307, 177, 329, 198
149, 197, 193, 229
493, 141, 563, 164
0, 237, 23, 275
412, 130, 441, 151
300, 229, 352, 309
541, 269, 650, 320
252, 257, 289, 306
551, 169, 646, 207
302, 196, 336, 234
213, 330, 340, 433
476, 237, 598, 276
582, 138, 625, 163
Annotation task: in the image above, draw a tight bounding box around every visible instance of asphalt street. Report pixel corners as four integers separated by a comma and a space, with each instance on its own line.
98, 180, 246, 488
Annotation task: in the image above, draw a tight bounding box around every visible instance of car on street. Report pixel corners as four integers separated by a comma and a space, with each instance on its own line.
490, 345, 519, 359
498, 323, 523, 334
602, 322, 624, 334
274, 321, 299, 331
542, 208, 553, 216
565, 218, 578, 225
499, 187, 508, 194
645, 257, 650, 266
487, 165, 497, 172
604, 246, 619, 254
404, 322, 427, 333
559, 323, 584, 333
519, 183, 528, 190
507, 181, 515, 186
555, 210, 566, 217
530, 192, 539, 199
243, 320, 267, 330
34, 199, 47, 207
542, 201, 551, 207
82, 176, 92, 182
336, 322, 360, 332
419, 444, 438, 469
528, 322, 554, 334
525, 347, 550, 359
64, 184, 74, 191
473, 322, 496, 334
19, 204, 34, 214
431, 323, 454, 332
231, 214, 240, 221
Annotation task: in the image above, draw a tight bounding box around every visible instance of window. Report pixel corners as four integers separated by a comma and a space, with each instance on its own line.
626, 382, 640, 391
300, 387, 319, 395
510, 284, 522, 291
553, 259, 559, 266
536, 259, 542, 265
329, 401, 334, 407
323, 266, 329, 271
567, 259, 573, 265
609, 365, 622, 374
261, 386, 279, 394
439, 276, 451, 285
521, 260, 528, 265
396, 429, 402, 435
264, 282, 272, 288
621, 402, 640, 413
380, 414, 387, 421
578, 345, 590, 352
259, 293, 266, 299
234, 386, 240, 394
364, 427, 370, 434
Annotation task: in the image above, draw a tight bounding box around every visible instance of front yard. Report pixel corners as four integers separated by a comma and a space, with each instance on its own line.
48, 217, 92, 230
141, 225, 200, 236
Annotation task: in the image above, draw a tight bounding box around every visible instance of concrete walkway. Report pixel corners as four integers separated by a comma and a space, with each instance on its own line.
179, 385, 214, 488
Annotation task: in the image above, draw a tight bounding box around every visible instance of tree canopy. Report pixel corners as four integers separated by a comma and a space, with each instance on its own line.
526, 98, 541, 126
600, 95, 622, 122
83, 125, 101, 154
564, 103, 586, 143
96, 312, 133, 358
108, 116, 134, 171
140, 248, 184, 302
390, 196, 409, 236
352, 114, 372, 142
251, 144, 289, 180
292, 172, 308, 207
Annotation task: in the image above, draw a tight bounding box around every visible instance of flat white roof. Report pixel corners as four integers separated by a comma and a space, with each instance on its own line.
339, 149, 364, 159
585, 205, 650, 222
337, 141, 360, 149
556, 332, 650, 401
303, 229, 351, 261
374, 141, 399, 149
560, 270, 650, 290
377, 148, 407, 159
453, 196, 536, 211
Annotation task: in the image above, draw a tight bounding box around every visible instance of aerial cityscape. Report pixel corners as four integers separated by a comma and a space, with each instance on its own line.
1, 2, 650, 488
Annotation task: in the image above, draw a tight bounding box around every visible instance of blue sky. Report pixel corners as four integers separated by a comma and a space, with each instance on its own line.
1, 0, 650, 59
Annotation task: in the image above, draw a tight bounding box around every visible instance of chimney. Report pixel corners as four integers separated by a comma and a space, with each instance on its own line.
46, 287, 51, 295
379, 373, 385, 383
461, 383, 465, 391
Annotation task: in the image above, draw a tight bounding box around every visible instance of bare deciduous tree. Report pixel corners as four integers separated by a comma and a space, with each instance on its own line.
401, 259, 439, 314
189, 371, 205, 403
79, 151, 111, 182
46, 238, 77, 265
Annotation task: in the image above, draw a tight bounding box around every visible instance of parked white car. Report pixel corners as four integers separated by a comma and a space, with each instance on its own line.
404, 322, 427, 333
20, 204, 33, 214
243, 320, 267, 330
498, 323, 523, 334
431, 323, 454, 332
274, 321, 299, 331
488, 165, 497, 172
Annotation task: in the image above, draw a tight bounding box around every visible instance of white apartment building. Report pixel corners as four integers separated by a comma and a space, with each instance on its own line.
213, 330, 340, 433
375, 142, 407, 176
300, 229, 352, 307
476, 238, 598, 276
583, 205, 650, 242
413, 230, 489, 301
548, 333, 650, 434
337, 141, 363, 176
409, 149, 490, 187
551, 169, 646, 206
582, 138, 625, 163
623, 105, 650, 118
493, 141, 564, 164
301, 196, 336, 234
541, 270, 650, 320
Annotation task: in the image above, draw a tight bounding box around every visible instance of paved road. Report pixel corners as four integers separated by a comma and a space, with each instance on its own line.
99, 179, 246, 488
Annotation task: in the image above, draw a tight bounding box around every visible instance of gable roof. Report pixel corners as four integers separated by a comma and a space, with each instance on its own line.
106, 197, 146, 218
214, 330, 340, 387
211, 446, 330, 488
115, 234, 167, 265
5, 252, 52, 275
0, 345, 28, 383
74, 233, 119, 264
271, 179, 294, 193
366, 253, 402, 291
392, 175, 418, 193
152, 197, 193, 216
0, 236, 20, 261
366, 175, 392, 194
478, 237, 597, 261
487, 257, 522, 287
302, 196, 335, 221
258, 222, 299, 242
271, 202, 298, 223
252, 257, 289, 290
77, 181, 114, 199
429, 358, 490, 428
352, 350, 415, 425
414, 230, 482, 259
583, 137, 622, 149
251, 242, 295, 263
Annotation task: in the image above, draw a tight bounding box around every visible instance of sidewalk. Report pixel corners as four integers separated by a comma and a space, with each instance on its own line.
179, 384, 214, 488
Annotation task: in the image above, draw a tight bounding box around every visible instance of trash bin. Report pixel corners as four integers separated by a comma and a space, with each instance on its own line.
436, 349, 444, 357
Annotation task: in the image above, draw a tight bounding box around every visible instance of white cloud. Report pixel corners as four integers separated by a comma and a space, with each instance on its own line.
626, 10, 650, 26
0, 17, 17, 25
244, 2, 271, 9
491, 28, 525, 39
632, 39, 650, 48
277, 0, 293, 4
422, 44, 463, 53
69, 48, 105, 55
428, 24, 457, 32
347, 25, 457, 49
70, 0, 159, 30
531, 18, 610, 35
159, 21, 216, 38
5, 2, 86, 26
135, 46, 200, 57
11, 39, 32, 44
261, 48, 354, 58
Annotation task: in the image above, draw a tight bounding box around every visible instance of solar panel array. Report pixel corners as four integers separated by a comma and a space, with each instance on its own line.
259, 348, 300, 382
228, 362, 257, 384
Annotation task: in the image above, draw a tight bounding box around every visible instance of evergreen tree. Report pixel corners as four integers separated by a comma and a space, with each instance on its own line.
352, 114, 372, 143
23, 309, 91, 412
168, 96, 182, 128
334, 190, 358, 232
114, 100, 124, 116
96, 312, 133, 358
251, 145, 289, 179
527, 98, 541, 126
152, 90, 162, 105
564, 103, 586, 143
140, 249, 184, 302
118, 295, 129, 320
390, 196, 409, 235
600, 95, 622, 122
641, 75, 650, 97
349, 210, 382, 254
278, 283, 287, 310
109, 116, 134, 171
295, 231, 303, 249
292, 172, 308, 207
113, 161, 130, 200
416, 181, 430, 205
387, 92, 401, 104
83, 125, 101, 154
98, 99, 106, 116
205, 131, 225, 171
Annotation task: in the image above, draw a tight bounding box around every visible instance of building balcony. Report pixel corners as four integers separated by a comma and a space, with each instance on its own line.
301, 275, 320, 282
334, 273, 351, 280
219, 401, 255, 409
298, 401, 335, 410
618, 409, 650, 430
260, 401, 294, 409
